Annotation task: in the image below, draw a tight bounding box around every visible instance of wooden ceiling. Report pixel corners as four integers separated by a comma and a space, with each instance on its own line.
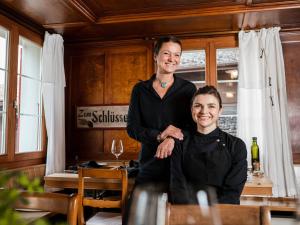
1, 0, 300, 43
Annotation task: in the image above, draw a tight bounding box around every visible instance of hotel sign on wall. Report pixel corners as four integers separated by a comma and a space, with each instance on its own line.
77, 105, 129, 128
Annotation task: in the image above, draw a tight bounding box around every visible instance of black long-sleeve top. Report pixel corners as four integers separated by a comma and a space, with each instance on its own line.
127, 74, 196, 184
170, 127, 247, 204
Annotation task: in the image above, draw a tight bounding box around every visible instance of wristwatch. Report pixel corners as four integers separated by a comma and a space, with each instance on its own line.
157, 133, 163, 143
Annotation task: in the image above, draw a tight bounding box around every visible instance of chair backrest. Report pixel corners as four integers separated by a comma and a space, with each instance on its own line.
14, 192, 79, 225
167, 204, 271, 225
78, 167, 128, 224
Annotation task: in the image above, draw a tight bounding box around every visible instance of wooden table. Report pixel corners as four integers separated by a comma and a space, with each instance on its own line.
240, 196, 297, 212
241, 175, 273, 196
44, 172, 272, 196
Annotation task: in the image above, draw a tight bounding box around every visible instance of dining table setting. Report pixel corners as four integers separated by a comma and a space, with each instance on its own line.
44, 160, 272, 196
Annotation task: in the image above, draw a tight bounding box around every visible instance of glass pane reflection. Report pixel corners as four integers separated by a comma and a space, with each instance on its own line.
16, 36, 42, 153
16, 115, 41, 153
217, 48, 239, 136
0, 26, 8, 155
176, 50, 206, 89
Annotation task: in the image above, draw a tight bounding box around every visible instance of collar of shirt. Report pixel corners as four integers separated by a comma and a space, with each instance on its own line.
143, 74, 185, 100
192, 127, 221, 145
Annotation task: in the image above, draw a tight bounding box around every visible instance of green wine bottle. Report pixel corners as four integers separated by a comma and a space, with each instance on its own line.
251, 137, 260, 172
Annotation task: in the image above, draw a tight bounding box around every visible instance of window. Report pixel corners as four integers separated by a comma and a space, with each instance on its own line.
16, 36, 42, 153
217, 48, 239, 136
180, 37, 239, 135
0, 26, 8, 155
0, 15, 45, 168
176, 50, 206, 89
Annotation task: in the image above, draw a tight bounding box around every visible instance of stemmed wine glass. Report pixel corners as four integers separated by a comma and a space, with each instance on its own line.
111, 139, 124, 160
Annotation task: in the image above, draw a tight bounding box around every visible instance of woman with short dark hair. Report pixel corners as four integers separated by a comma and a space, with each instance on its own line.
170, 85, 247, 204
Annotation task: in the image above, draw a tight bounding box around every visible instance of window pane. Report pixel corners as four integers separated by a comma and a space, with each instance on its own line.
0, 70, 7, 113
0, 112, 6, 154
18, 76, 41, 115
0, 26, 8, 155
16, 36, 42, 153
18, 37, 41, 79
176, 50, 206, 89
217, 48, 239, 136
17, 115, 41, 153
0, 27, 8, 70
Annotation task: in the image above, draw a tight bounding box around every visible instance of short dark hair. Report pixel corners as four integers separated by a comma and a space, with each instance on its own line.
153, 36, 182, 56
191, 85, 222, 108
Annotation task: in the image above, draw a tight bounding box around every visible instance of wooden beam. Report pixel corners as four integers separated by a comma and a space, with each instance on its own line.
43, 22, 89, 29
96, 1, 300, 24
0, 2, 44, 35
68, 0, 97, 23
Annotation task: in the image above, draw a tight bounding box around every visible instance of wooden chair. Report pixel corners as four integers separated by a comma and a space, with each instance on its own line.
14, 192, 79, 225
167, 204, 271, 225
78, 167, 128, 225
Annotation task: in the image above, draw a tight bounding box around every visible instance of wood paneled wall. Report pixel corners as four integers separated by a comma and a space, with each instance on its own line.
281, 32, 300, 163
65, 41, 153, 164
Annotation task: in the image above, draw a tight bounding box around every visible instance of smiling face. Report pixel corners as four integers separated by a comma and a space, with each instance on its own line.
154, 41, 181, 75
191, 94, 223, 134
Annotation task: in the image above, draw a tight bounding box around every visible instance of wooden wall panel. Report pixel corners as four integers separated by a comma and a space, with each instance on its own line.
66, 43, 152, 163
68, 54, 105, 161
282, 33, 300, 163
72, 55, 105, 105
103, 45, 151, 159
74, 130, 103, 160
103, 130, 141, 160
105, 47, 151, 103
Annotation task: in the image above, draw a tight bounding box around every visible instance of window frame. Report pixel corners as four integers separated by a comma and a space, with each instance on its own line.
181, 36, 239, 135
181, 35, 238, 86
0, 14, 46, 169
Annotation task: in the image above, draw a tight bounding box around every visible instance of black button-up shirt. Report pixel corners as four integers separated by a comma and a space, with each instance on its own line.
127, 74, 196, 184
170, 127, 247, 204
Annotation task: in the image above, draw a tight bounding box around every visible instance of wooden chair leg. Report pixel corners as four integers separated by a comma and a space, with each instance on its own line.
261, 206, 272, 225
78, 204, 85, 225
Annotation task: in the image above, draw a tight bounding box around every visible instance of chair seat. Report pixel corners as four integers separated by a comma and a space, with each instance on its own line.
86, 212, 122, 225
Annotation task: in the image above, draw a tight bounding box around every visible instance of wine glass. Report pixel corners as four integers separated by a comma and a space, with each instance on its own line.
111, 139, 124, 160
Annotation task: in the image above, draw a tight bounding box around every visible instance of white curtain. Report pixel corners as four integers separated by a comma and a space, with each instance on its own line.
42, 32, 66, 175
237, 27, 297, 197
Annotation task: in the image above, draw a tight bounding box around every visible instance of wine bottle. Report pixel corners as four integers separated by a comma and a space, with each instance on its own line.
251, 137, 260, 172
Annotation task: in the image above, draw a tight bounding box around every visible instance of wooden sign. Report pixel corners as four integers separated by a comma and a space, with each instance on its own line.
77, 105, 129, 128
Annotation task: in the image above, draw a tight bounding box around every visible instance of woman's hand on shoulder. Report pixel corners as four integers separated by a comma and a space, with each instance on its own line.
155, 137, 175, 159
161, 125, 183, 140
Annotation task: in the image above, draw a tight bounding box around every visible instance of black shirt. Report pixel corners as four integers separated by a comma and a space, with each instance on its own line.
127, 74, 196, 184
170, 127, 247, 204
